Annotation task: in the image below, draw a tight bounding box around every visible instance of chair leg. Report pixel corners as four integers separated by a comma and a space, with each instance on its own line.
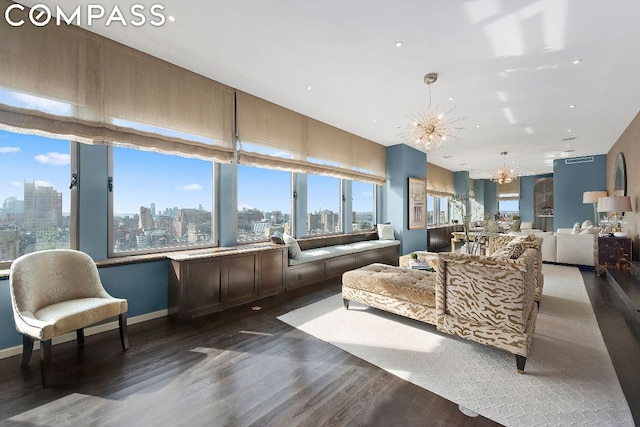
516, 354, 527, 374
21, 335, 34, 369
343, 298, 349, 309
40, 339, 52, 387
119, 313, 129, 350
76, 328, 85, 346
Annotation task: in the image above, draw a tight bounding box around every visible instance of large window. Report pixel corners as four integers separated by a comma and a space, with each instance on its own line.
427, 193, 450, 225
110, 147, 214, 254
307, 174, 340, 235
0, 130, 71, 265
237, 165, 291, 242
498, 199, 520, 220
351, 180, 375, 231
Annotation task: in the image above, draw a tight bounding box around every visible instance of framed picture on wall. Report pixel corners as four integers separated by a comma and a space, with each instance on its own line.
408, 177, 427, 229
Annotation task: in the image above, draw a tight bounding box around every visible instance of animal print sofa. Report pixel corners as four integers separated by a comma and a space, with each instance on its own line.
342, 235, 540, 373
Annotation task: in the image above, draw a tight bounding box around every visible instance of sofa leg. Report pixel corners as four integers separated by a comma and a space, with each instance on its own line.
516, 355, 526, 374
21, 335, 34, 369
119, 313, 129, 350
76, 328, 85, 346
343, 298, 349, 310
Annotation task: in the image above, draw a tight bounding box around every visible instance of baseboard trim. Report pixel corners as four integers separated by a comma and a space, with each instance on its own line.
0, 309, 168, 360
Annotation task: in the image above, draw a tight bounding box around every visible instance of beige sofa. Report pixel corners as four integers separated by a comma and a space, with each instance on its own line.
342, 235, 539, 373
508, 228, 596, 266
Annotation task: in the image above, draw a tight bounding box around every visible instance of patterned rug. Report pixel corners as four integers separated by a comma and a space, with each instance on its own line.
278, 264, 633, 426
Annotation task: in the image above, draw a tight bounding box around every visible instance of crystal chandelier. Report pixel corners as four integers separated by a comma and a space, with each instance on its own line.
402, 73, 463, 150
490, 151, 518, 184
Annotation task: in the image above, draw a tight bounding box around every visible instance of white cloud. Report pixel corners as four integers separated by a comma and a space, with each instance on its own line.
178, 183, 202, 192
0, 146, 20, 153
10, 181, 22, 188
34, 152, 70, 166
238, 203, 254, 210
34, 180, 53, 187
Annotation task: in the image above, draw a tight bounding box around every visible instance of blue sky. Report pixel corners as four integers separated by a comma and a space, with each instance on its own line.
1, 131, 375, 216
0, 130, 71, 212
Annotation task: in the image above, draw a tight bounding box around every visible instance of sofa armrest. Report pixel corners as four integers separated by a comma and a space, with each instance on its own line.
435, 250, 536, 333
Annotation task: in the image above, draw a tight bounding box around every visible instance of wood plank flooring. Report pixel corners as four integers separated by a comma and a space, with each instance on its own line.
0, 281, 499, 426
0, 268, 637, 426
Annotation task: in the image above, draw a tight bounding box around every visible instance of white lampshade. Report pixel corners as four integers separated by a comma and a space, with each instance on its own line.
583, 191, 607, 204
597, 196, 632, 213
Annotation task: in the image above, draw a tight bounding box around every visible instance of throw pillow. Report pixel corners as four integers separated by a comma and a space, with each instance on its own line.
282, 232, 302, 260
581, 219, 593, 230
377, 223, 395, 240
571, 222, 581, 234
509, 219, 521, 232
492, 242, 526, 259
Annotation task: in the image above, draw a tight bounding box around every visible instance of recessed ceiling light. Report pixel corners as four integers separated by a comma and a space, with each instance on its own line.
372, 119, 377, 124
307, 86, 312, 91
448, 97, 454, 101
572, 59, 582, 65
168, 16, 175, 22
569, 104, 576, 109
395, 41, 403, 47
567, 129, 572, 132
476, 124, 481, 128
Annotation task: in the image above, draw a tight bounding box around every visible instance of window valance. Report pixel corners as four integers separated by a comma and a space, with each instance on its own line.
426, 162, 455, 196
236, 91, 386, 184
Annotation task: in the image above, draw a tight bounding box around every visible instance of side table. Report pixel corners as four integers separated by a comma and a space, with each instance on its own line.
594, 235, 632, 276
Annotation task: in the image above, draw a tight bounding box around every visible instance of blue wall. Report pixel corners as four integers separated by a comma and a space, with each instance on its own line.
386, 144, 427, 255
484, 180, 498, 215
553, 155, 607, 229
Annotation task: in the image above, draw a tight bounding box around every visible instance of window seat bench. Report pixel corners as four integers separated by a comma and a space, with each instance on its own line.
286, 231, 400, 291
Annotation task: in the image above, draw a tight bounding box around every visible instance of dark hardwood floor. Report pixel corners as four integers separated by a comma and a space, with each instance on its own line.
581, 266, 640, 425
0, 268, 637, 427
0, 280, 499, 427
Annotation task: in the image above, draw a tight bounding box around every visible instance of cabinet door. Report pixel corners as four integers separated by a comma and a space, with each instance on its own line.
223, 253, 258, 305
259, 248, 285, 297
185, 259, 222, 317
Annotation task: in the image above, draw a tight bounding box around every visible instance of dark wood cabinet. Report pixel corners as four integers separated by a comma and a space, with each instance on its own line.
168, 245, 287, 322
427, 224, 464, 252
595, 235, 632, 276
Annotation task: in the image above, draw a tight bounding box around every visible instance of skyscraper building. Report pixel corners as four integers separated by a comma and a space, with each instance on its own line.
23, 181, 62, 240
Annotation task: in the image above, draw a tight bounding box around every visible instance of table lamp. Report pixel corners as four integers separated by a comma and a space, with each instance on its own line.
597, 196, 632, 234
583, 191, 608, 224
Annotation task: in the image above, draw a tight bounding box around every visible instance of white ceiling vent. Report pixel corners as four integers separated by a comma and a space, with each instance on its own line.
565, 156, 594, 165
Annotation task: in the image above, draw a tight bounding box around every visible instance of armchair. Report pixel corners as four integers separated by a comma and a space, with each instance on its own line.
9, 249, 129, 387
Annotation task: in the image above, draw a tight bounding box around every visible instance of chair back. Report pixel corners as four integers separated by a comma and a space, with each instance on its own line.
10, 249, 106, 315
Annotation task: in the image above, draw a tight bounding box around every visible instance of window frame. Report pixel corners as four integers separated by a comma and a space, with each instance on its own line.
107, 146, 218, 258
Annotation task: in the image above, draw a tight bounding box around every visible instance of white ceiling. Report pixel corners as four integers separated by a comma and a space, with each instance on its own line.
20, 0, 640, 179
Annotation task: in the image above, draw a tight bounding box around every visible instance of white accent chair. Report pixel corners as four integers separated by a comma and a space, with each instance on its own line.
9, 249, 129, 387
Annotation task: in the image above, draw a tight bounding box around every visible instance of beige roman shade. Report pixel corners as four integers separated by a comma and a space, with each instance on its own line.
497, 178, 520, 200
236, 91, 386, 184
426, 162, 455, 196
0, 1, 235, 163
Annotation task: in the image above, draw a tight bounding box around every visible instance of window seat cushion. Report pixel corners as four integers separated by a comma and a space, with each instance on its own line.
288, 239, 400, 266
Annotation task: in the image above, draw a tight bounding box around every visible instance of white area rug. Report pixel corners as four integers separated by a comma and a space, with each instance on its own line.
278, 264, 634, 426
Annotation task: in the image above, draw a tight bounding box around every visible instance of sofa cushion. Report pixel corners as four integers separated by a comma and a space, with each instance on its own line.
283, 233, 302, 260
342, 263, 436, 308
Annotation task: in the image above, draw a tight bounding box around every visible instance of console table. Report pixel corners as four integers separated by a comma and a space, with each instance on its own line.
595, 235, 632, 276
